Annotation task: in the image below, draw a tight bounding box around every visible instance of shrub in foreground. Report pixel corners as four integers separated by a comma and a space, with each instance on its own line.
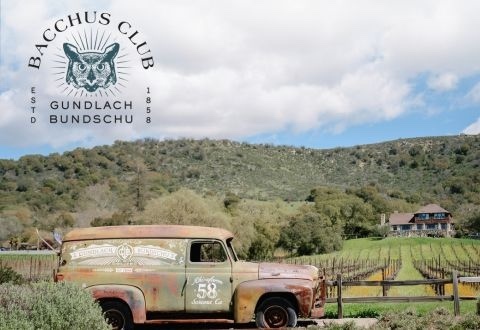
316, 307, 480, 330
0, 265, 24, 284
376, 307, 480, 330
0, 281, 110, 330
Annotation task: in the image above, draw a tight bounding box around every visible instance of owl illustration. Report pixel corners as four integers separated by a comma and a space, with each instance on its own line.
63, 42, 119, 92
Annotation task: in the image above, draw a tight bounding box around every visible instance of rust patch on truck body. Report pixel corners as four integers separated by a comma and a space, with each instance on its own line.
233, 278, 318, 323
87, 284, 146, 323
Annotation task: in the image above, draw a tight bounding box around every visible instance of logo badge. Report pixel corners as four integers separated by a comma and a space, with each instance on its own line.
116, 243, 134, 261
62, 42, 121, 95
27, 11, 154, 125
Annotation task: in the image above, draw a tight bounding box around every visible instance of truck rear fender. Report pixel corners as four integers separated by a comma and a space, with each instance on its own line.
233, 279, 313, 323
86, 284, 146, 324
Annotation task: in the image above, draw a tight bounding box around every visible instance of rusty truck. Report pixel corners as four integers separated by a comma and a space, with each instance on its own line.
56, 225, 326, 329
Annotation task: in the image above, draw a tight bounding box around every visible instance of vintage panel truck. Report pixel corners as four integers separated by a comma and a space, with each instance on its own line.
56, 225, 325, 329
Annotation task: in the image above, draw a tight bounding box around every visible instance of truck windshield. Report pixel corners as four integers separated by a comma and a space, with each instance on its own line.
226, 238, 238, 262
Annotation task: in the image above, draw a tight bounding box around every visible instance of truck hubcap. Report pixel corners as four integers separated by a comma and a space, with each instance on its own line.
264, 305, 288, 327
104, 309, 125, 330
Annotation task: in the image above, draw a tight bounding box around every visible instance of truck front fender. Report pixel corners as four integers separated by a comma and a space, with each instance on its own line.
86, 284, 146, 324
233, 278, 314, 323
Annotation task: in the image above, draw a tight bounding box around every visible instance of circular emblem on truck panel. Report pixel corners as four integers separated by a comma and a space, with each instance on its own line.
116, 243, 133, 261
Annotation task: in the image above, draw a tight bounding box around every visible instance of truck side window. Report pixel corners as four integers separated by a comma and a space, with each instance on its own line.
190, 242, 227, 263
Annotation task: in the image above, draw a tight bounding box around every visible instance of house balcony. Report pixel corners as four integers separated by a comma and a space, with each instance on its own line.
389, 222, 454, 237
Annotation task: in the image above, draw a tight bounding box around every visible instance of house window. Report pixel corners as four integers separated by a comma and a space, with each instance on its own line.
392, 225, 397, 231
416, 224, 424, 230
417, 213, 429, 220
441, 223, 447, 230
434, 213, 446, 219
400, 225, 411, 231
426, 224, 437, 230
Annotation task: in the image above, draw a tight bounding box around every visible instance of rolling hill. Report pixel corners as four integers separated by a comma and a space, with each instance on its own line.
0, 135, 478, 216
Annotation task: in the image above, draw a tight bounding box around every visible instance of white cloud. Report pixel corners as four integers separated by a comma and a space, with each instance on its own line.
0, 90, 18, 124
463, 118, 480, 135
467, 82, 480, 103
427, 73, 458, 91
2, 0, 480, 148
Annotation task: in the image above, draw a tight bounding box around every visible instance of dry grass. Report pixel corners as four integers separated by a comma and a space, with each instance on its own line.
344, 270, 383, 297
444, 283, 479, 297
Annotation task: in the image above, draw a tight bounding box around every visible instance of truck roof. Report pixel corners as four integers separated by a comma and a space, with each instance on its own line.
63, 225, 234, 242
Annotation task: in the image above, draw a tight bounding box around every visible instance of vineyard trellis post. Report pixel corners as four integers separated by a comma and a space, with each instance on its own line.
382, 267, 386, 297
337, 273, 343, 319
29, 256, 33, 281
441, 268, 445, 296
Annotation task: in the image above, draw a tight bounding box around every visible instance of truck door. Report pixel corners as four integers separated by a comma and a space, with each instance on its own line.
185, 240, 232, 313
135, 238, 187, 313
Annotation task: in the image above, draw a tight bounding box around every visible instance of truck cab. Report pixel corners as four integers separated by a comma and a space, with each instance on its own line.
56, 225, 325, 329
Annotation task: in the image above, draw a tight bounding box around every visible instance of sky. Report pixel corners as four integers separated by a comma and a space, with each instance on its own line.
1, 0, 479, 160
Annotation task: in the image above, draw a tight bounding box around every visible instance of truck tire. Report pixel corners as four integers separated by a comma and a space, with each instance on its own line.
255, 297, 297, 328
100, 300, 134, 330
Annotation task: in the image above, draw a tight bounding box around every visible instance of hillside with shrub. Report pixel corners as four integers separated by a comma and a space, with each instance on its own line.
0, 135, 479, 257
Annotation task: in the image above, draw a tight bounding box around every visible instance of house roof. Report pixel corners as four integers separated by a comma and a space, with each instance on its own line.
389, 212, 414, 225
415, 204, 450, 214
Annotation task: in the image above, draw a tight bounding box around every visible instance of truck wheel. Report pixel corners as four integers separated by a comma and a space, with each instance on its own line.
100, 301, 134, 330
255, 297, 297, 328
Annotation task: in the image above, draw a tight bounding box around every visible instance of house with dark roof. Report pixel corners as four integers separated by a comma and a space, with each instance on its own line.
388, 204, 454, 237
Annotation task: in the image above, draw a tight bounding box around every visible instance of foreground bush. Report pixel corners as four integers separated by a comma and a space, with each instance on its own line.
0, 281, 110, 330
317, 307, 480, 330
375, 307, 480, 330
0, 265, 24, 284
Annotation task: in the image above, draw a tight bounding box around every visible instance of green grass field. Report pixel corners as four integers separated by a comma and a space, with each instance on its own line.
303, 236, 480, 263
324, 301, 479, 318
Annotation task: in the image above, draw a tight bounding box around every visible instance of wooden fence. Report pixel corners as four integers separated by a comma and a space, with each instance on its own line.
327, 271, 479, 318
0, 251, 57, 281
